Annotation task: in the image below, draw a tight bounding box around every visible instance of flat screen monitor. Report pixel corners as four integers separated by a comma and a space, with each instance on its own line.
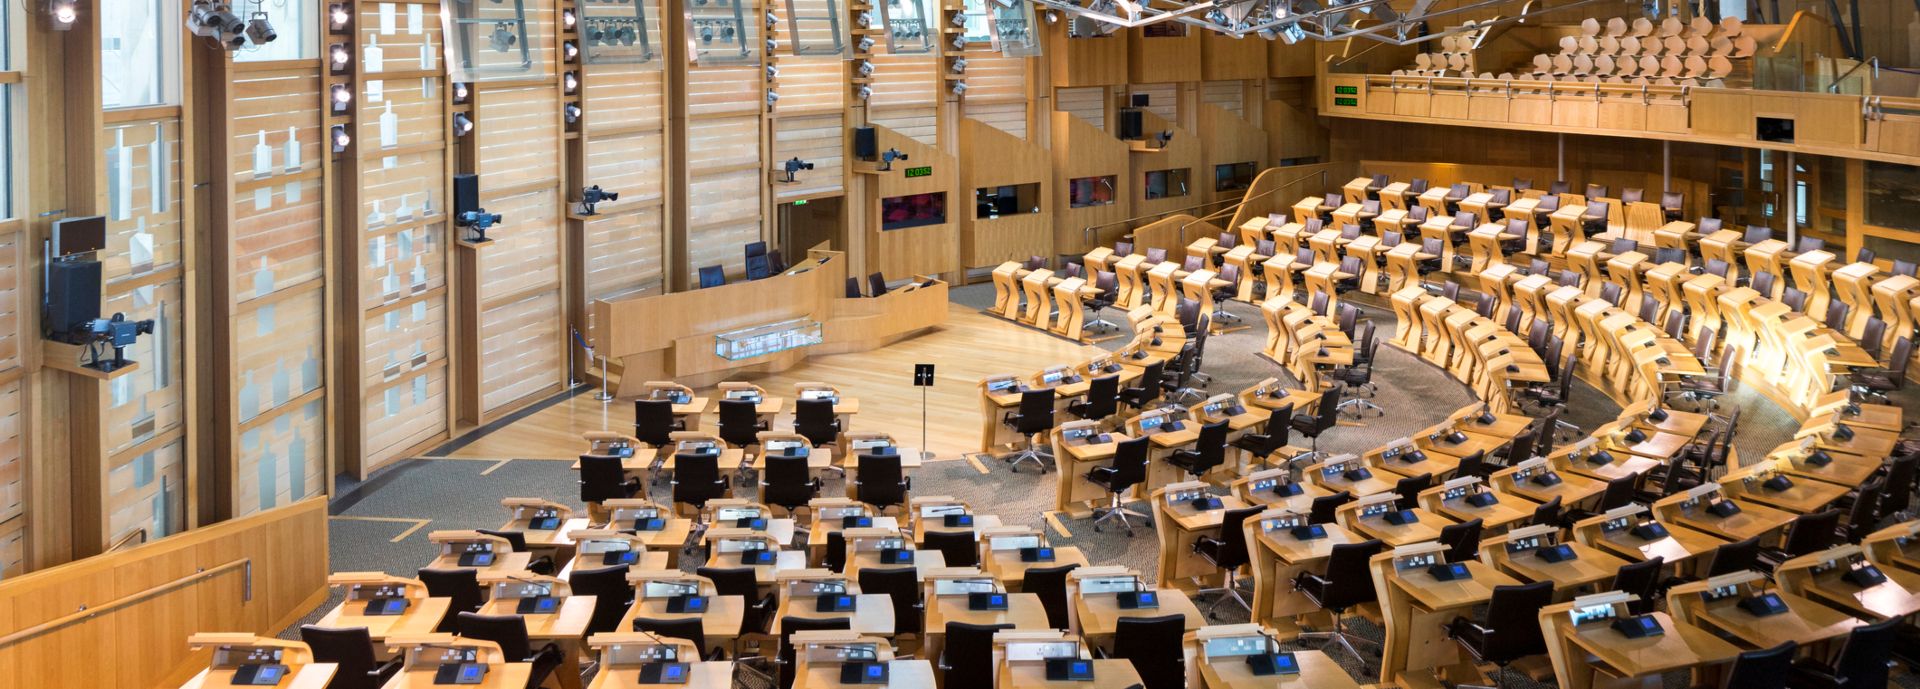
53, 215, 107, 257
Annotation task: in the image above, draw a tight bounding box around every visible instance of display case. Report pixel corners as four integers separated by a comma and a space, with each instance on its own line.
714, 318, 824, 360
582, 0, 658, 63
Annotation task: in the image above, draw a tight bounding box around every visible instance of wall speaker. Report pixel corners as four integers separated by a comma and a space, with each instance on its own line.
45, 259, 101, 343
853, 126, 877, 160
453, 173, 480, 218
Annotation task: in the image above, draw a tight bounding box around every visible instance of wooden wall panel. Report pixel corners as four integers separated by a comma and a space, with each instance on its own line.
866, 125, 958, 276
477, 84, 563, 187
1056, 86, 1107, 131
963, 55, 1026, 102
587, 130, 667, 206
770, 59, 844, 114
100, 279, 186, 457
235, 398, 325, 516
584, 62, 666, 133
0, 233, 18, 371
1044, 22, 1127, 87
1128, 29, 1201, 84
870, 106, 939, 146
688, 67, 763, 118
233, 290, 326, 427
102, 121, 185, 282
771, 113, 846, 200
478, 289, 565, 412
359, 78, 446, 152
585, 205, 666, 299
364, 367, 449, 467
474, 182, 564, 416
687, 168, 764, 273
0, 381, 21, 578
477, 191, 564, 299
686, 62, 765, 279
1051, 111, 1132, 254
1128, 111, 1204, 219
228, 72, 324, 186
232, 178, 325, 303
363, 223, 446, 311
363, 296, 450, 391
1201, 32, 1267, 81
104, 438, 185, 543
1198, 103, 1266, 204
871, 55, 939, 106
1201, 81, 1244, 118
964, 100, 1027, 139
1129, 82, 1179, 123
960, 117, 1052, 266
359, 151, 448, 241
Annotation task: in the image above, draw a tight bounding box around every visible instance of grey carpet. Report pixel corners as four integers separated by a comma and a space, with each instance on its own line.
296, 280, 1920, 688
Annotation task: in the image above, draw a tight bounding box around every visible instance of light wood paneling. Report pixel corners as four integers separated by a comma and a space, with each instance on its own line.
1200, 80, 1245, 118
1201, 33, 1266, 81
1128, 28, 1201, 84
1128, 110, 1204, 219
1129, 82, 1178, 123
364, 366, 450, 467
965, 101, 1027, 140
960, 117, 1053, 267
1197, 103, 1266, 204
1051, 111, 1132, 255
585, 205, 667, 300
1045, 21, 1126, 87
866, 125, 958, 277
771, 112, 846, 200
1056, 86, 1107, 131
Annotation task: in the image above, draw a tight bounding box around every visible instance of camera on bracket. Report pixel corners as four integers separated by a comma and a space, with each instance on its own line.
457, 209, 503, 243
778, 157, 815, 184
74, 313, 155, 374
577, 185, 620, 215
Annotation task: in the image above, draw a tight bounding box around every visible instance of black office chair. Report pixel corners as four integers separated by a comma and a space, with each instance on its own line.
1192, 507, 1261, 618
631, 617, 718, 659
1000, 388, 1056, 472
1232, 402, 1293, 469
867, 272, 889, 297
1439, 518, 1483, 563
1289, 392, 1339, 465
1849, 337, 1910, 404
1067, 375, 1120, 422
768, 250, 787, 273
1333, 332, 1382, 418
1788, 617, 1899, 689
1295, 539, 1385, 667
1701, 640, 1796, 689
1111, 615, 1187, 689
1089, 437, 1152, 535
1839, 478, 1886, 543
418, 568, 484, 633
824, 531, 847, 573
568, 565, 635, 637
1308, 491, 1352, 525
1167, 420, 1229, 480
854, 453, 910, 511
923, 530, 979, 568
717, 399, 769, 452
1705, 536, 1762, 577
1530, 495, 1563, 528
1446, 581, 1555, 688
760, 454, 821, 517
579, 454, 641, 508
1611, 556, 1665, 615
1894, 259, 1920, 278
1565, 474, 1636, 524
633, 399, 685, 447
698, 566, 777, 636
697, 265, 726, 288
857, 567, 924, 638
845, 277, 863, 298
1118, 362, 1165, 411
1023, 564, 1079, 631
778, 617, 851, 689
745, 242, 772, 280
455, 613, 564, 689
1876, 453, 1917, 522
299, 626, 401, 689
671, 452, 729, 516
1759, 509, 1841, 571
792, 398, 842, 448
939, 622, 1012, 688
475, 529, 554, 576
1393, 473, 1433, 511
1452, 450, 1489, 481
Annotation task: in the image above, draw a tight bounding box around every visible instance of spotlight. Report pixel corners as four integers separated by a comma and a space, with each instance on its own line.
950, 11, 967, 26
330, 83, 353, 115
329, 42, 351, 73
327, 1, 350, 31
856, 85, 872, 100
764, 10, 777, 26
764, 38, 778, 53
1154, 129, 1173, 147
856, 36, 874, 52
778, 157, 814, 183
1045, 10, 1057, 23
951, 81, 967, 95
245, 11, 277, 45
855, 60, 874, 77
491, 22, 519, 52
330, 124, 351, 152
561, 8, 575, 29
452, 112, 474, 136
564, 103, 582, 124
453, 83, 471, 104
765, 64, 779, 80
950, 57, 967, 73
765, 90, 779, 105
187, 0, 247, 48
563, 40, 579, 61
577, 185, 620, 215
563, 71, 579, 94
615, 20, 636, 45
46, 0, 77, 29
856, 10, 873, 27
949, 34, 966, 51
585, 19, 606, 44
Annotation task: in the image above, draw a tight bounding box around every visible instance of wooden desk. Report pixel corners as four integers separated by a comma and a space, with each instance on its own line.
999, 659, 1141, 689
382, 664, 533, 689
425, 551, 533, 574
1346, 509, 1450, 547
1153, 495, 1252, 589
476, 595, 596, 689
588, 661, 732, 689
702, 550, 809, 587
618, 595, 747, 656
773, 594, 897, 636
1587, 521, 1721, 572
1723, 475, 1847, 515
1430, 494, 1538, 534
985, 546, 1092, 591
921, 593, 1049, 669
1489, 542, 1629, 594
1560, 613, 1738, 682
806, 516, 901, 566
1775, 452, 1881, 488
316, 597, 451, 644
182, 664, 337, 689
1496, 468, 1605, 509
1798, 565, 1920, 620
1249, 522, 1364, 628
558, 549, 672, 580
701, 519, 800, 549
1053, 432, 1133, 517
795, 660, 934, 689
1074, 589, 1206, 649
1198, 649, 1360, 689
844, 549, 948, 583
1668, 501, 1796, 545
1688, 591, 1861, 649
1375, 559, 1522, 686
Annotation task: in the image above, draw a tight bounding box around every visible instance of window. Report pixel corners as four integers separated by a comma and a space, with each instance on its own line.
234, 0, 319, 62
881, 192, 945, 230
1143, 168, 1189, 200
1214, 162, 1255, 193
102, 0, 176, 107
782, 0, 845, 56
1866, 162, 1920, 233
974, 182, 1038, 219
880, 0, 932, 54
1069, 175, 1115, 208
1142, 22, 1184, 37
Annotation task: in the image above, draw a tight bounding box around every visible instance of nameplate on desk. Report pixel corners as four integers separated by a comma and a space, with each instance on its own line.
231, 664, 288, 686
640, 662, 691, 684
634, 517, 668, 531
1738, 593, 1789, 617
968, 591, 1010, 611
1609, 614, 1663, 639
1116, 590, 1159, 609
433, 662, 488, 685
666, 595, 709, 613
1426, 562, 1472, 581
816, 594, 857, 613
1044, 658, 1095, 681
363, 597, 408, 616
880, 548, 915, 565
1245, 652, 1299, 676
842, 516, 873, 528
1443, 431, 1469, 444
1020, 547, 1056, 563
514, 596, 560, 615
1267, 481, 1303, 496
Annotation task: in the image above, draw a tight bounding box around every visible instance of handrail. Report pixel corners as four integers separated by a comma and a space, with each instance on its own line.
106, 527, 149, 553
1079, 197, 1242, 247
1182, 168, 1331, 234
0, 558, 251, 648
1828, 57, 1878, 93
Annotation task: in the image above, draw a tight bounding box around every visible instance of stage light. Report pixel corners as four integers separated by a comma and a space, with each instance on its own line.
328, 2, 350, 31
46, 0, 78, 29
562, 8, 576, 29
330, 84, 353, 115
330, 125, 351, 152
245, 11, 277, 44
564, 103, 582, 124
453, 83, 471, 104
329, 42, 351, 73
563, 71, 579, 94
452, 112, 474, 136
563, 40, 579, 61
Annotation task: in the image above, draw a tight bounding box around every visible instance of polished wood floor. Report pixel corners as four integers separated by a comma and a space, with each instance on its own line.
443, 303, 1102, 461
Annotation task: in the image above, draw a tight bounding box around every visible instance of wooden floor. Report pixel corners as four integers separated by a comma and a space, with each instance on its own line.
442, 303, 1102, 461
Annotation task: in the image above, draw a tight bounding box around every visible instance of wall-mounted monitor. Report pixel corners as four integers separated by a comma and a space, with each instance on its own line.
975, 183, 1039, 219
881, 192, 946, 230
1069, 176, 1115, 208
1144, 168, 1190, 200
1214, 162, 1257, 193
53, 215, 108, 258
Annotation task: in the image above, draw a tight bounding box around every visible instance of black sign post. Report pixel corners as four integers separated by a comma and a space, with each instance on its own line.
914, 364, 935, 459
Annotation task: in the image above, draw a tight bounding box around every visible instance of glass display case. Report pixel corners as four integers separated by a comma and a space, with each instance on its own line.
582, 0, 657, 64
714, 318, 823, 360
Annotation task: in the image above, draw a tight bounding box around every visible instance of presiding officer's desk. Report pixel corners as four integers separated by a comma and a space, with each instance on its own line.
918, 568, 1049, 670
316, 573, 450, 646
1370, 542, 1524, 687
473, 574, 596, 689
380, 635, 533, 689
1337, 491, 1450, 547
1776, 544, 1920, 621
1419, 476, 1539, 535
584, 635, 730, 689
1190, 626, 1362, 689
1652, 483, 1796, 548
1245, 508, 1363, 631
788, 633, 930, 689
1667, 570, 1862, 651
1484, 524, 1629, 597
804, 498, 896, 567
558, 530, 673, 579
1150, 482, 1251, 590
770, 569, 896, 637
979, 526, 1091, 591
619, 570, 745, 657
1051, 421, 1136, 517
1572, 503, 1719, 577
1539, 593, 1739, 689
179, 634, 336, 689
1230, 468, 1328, 513
995, 631, 1143, 689
1492, 457, 1606, 510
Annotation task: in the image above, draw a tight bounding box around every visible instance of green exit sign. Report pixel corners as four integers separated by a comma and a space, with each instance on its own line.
1334, 85, 1358, 95
1334, 97, 1359, 107
903, 166, 933, 178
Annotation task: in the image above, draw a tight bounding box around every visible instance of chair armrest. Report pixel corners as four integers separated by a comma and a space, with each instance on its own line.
903, 477, 912, 490
372, 658, 404, 682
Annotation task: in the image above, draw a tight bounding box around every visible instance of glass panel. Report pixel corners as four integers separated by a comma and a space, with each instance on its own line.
715, 318, 823, 360
1069, 175, 1115, 208
1214, 162, 1255, 193
687, 0, 758, 64
988, 0, 1037, 56
974, 182, 1039, 218
443, 0, 536, 80
102, 0, 173, 107
880, 0, 931, 54
880, 191, 945, 230
1144, 168, 1190, 200
1866, 161, 1920, 233
583, 0, 658, 63
234, 0, 319, 61
783, 0, 845, 56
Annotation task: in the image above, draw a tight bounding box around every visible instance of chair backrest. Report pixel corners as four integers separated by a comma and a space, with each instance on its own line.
671, 452, 725, 508
856, 567, 923, 636
762, 455, 816, 510
745, 254, 772, 280
299, 626, 384, 689
1112, 615, 1188, 689
1612, 556, 1665, 614
1742, 225, 1772, 244
579, 454, 632, 503
1022, 564, 1079, 631
1825, 300, 1851, 329
1310, 390, 1340, 432
1654, 247, 1686, 265
1181, 255, 1204, 272
1491, 188, 1512, 205
1129, 362, 1164, 406
1382, 231, 1402, 248
1879, 453, 1917, 516
1146, 247, 1167, 263
1408, 205, 1428, 223
1409, 178, 1429, 193
1829, 617, 1900, 688
1722, 641, 1796, 689
1531, 495, 1563, 527
1256, 239, 1275, 255
1750, 271, 1775, 296
1861, 318, 1887, 358
718, 399, 763, 446
1026, 256, 1047, 270
1308, 291, 1330, 316
1454, 451, 1487, 480
781, 617, 851, 689
631, 617, 706, 651
455, 612, 533, 660
697, 566, 761, 599
1210, 507, 1262, 569
1320, 540, 1387, 608
1393, 473, 1433, 511
923, 530, 979, 568
1845, 478, 1886, 541
1063, 262, 1083, 279
1338, 255, 1363, 277
1853, 247, 1875, 263
768, 250, 787, 273
1441, 281, 1461, 301
793, 399, 838, 446
1106, 437, 1152, 490
1512, 178, 1532, 190
1620, 187, 1643, 204
1890, 338, 1914, 378
1537, 195, 1559, 212
1596, 474, 1636, 511
1449, 182, 1470, 198
856, 453, 908, 508
697, 265, 726, 288
1549, 180, 1570, 194
1706, 536, 1761, 576
418, 568, 483, 632
867, 272, 889, 297
1895, 259, 1919, 278
1094, 270, 1117, 294
1795, 236, 1825, 253
1451, 211, 1475, 229
1340, 223, 1361, 241
1216, 263, 1241, 288
943, 622, 1014, 688
1372, 173, 1390, 186
1337, 304, 1358, 336
634, 399, 678, 446
824, 531, 847, 572
1422, 237, 1443, 255
1780, 509, 1841, 558
1115, 241, 1134, 256
1504, 218, 1527, 237
1439, 518, 1483, 562
1308, 491, 1352, 524
1585, 183, 1608, 198
1598, 282, 1622, 306
1637, 294, 1661, 323
1079, 376, 1120, 419
568, 565, 635, 636
1584, 200, 1610, 220
1660, 190, 1683, 209
845, 277, 863, 298
1016, 389, 1056, 434
1479, 581, 1556, 662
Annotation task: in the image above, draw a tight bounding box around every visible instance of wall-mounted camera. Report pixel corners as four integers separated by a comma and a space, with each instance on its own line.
458, 210, 503, 242
453, 174, 500, 244
879, 148, 908, 172
74, 313, 155, 374
577, 185, 620, 215
778, 157, 814, 184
